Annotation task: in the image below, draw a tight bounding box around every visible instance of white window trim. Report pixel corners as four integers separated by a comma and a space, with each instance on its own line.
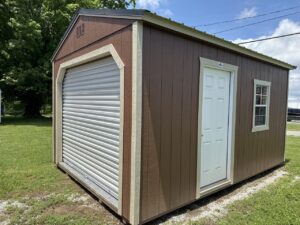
252, 79, 271, 132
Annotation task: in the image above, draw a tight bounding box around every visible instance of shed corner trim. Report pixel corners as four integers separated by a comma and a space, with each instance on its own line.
130, 20, 143, 225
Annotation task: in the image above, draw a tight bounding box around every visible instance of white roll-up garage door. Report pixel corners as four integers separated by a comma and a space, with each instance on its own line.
62, 57, 121, 208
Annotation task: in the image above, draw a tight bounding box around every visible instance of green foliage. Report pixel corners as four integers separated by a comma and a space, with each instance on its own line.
0, 0, 135, 117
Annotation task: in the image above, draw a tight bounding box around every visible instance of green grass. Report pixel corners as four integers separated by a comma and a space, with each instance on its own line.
0, 117, 118, 225
193, 136, 300, 225
287, 122, 300, 131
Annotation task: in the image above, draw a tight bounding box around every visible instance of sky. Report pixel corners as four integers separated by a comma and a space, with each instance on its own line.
135, 0, 300, 108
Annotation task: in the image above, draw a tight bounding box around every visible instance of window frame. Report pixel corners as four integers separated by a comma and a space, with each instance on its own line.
252, 79, 271, 132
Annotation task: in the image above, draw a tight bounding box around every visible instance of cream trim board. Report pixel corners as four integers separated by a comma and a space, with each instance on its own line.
196, 57, 238, 198
55, 44, 125, 214
252, 79, 271, 132
130, 21, 143, 225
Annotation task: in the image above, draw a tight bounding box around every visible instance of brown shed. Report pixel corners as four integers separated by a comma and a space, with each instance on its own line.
51, 9, 296, 225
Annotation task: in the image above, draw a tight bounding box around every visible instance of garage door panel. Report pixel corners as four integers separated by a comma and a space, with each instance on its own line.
63, 82, 120, 92
64, 75, 120, 88
63, 94, 120, 101
63, 144, 119, 173
66, 61, 117, 77
63, 125, 119, 146
63, 132, 119, 158
63, 99, 120, 106
63, 114, 119, 130
63, 149, 119, 182
63, 121, 119, 140
64, 71, 119, 86
63, 158, 119, 199
63, 110, 120, 123
63, 107, 119, 118
63, 103, 119, 112
62, 154, 119, 192
63, 128, 119, 150
63, 136, 119, 164
62, 57, 121, 208
66, 58, 116, 73
63, 118, 119, 136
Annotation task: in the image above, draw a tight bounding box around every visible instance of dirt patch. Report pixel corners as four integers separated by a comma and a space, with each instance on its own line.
67, 193, 91, 203
158, 169, 287, 224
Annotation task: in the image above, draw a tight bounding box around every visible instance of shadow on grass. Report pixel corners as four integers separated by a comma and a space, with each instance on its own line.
0, 116, 52, 127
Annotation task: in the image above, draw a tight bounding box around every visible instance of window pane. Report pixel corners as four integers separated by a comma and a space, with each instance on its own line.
261, 96, 267, 104
255, 115, 266, 126
255, 106, 266, 116
256, 85, 262, 94
256, 94, 261, 104
262, 86, 268, 95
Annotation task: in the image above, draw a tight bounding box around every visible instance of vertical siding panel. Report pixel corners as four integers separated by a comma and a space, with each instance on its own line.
233, 55, 242, 182
141, 26, 151, 220
249, 60, 257, 176
236, 57, 248, 181
180, 40, 193, 203
170, 36, 185, 208
147, 28, 163, 218
159, 32, 174, 212
189, 41, 201, 199
120, 27, 132, 219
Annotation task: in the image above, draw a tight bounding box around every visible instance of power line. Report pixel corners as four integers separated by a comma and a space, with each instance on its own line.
213, 11, 300, 34
195, 5, 300, 27
237, 32, 300, 44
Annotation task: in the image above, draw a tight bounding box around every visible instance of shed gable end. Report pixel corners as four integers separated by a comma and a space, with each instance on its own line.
54, 15, 134, 60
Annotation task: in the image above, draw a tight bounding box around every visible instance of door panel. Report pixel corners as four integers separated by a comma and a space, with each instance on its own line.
200, 67, 231, 188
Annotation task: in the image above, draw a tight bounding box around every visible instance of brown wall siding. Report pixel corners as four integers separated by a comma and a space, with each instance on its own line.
140, 24, 288, 222
53, 16, 133, 220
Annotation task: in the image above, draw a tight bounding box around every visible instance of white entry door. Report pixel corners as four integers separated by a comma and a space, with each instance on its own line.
200, 67, 231, 188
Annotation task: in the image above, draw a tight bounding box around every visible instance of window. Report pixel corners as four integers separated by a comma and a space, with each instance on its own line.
252, 79, 271, 132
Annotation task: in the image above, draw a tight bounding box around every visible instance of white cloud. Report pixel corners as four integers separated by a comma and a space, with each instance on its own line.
137, 0, 160, 9
161, 8, 173, 17
136, 0, 173, 18
238, 7, 257, 19
233, 19, 300, 108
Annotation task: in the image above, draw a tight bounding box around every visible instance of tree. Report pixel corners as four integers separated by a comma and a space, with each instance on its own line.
0, 0, 135, 117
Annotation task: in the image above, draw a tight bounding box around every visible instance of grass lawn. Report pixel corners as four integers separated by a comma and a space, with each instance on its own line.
0, 117, 299, 225
0, 117, 119, 225
287, 122, 300, 131
212, 136, 300, 225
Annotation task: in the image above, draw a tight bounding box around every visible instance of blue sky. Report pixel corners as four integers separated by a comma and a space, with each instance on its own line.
136, 0, 300, 40
136, 0, 300, 107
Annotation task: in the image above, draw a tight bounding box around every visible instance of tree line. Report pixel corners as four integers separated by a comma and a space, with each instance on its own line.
0, 0, 135, 117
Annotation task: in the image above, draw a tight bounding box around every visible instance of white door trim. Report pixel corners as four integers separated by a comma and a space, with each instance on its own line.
55, 44, 125, 213
196, 57, 238, 198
